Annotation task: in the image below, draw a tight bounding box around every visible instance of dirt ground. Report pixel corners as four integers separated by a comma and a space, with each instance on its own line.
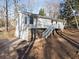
0, 29, 79, 59
26, 29, 79, 59
63, 29, 79, 42
25, 29, 79, 59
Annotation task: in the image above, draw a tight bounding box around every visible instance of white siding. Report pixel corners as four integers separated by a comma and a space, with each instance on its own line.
37, 18, 52, 28
15, 13, 29, 41
53, 21, 64, 30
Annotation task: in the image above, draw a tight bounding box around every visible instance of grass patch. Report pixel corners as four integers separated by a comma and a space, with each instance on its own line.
0, 29, 16, 39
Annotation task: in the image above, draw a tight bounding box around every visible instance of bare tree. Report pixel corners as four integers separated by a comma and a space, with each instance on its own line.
0, 7, 5, 19
45, 0, 60, 19
5, 0, 8, 31
26, 0, 37, 13
13, 0, 19, 19
0, 0, 6, 28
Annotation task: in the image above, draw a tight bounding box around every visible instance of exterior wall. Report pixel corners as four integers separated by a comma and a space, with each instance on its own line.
29, 18, 37, 28
15, 12, 29, 41
29, 18, 52, 28
57, 22, 64, 30
53, 21, 64, 30
53, 21, 57, 28
15, 12, 22, 38
37, 18, 52, 28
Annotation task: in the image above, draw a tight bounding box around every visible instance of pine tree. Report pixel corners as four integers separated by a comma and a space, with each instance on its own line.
72, 0, 79, 10
60, 0, 79, 29
60, 0, 73, 19
39, 8, 46, 16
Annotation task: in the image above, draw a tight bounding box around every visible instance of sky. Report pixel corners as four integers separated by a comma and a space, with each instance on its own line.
0, 0, 64, 19
18, 0, 64, 13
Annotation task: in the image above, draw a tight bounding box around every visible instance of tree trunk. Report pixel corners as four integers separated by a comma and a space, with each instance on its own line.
5, 0, 8, 31
74, 16, 79, 29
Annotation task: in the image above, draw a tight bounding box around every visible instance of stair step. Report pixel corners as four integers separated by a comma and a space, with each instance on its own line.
42, 24, 54, 38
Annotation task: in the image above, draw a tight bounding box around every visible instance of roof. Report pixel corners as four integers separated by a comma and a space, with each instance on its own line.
19, 12, 65, 22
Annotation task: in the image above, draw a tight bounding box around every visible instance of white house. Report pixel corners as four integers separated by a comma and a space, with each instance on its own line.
15, 12, 65, 40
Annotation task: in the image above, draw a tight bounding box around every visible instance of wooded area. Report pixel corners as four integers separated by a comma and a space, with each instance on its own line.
0, 0, 79, 30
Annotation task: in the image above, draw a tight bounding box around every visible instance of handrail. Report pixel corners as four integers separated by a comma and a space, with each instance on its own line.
42, 24, 54, 38
43, 24, 53, 34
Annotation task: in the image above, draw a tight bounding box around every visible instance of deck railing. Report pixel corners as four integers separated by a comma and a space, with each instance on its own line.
42, 24, 54, 38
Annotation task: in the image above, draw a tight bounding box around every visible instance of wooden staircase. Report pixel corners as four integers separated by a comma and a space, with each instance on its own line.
42, 24, 54, 38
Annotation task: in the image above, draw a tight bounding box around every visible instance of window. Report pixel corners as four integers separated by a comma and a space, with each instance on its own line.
25, 17, 27, 24
30, 16, 33, 24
